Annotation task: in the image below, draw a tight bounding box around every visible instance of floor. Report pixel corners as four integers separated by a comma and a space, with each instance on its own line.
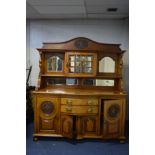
26, 122, 129, 155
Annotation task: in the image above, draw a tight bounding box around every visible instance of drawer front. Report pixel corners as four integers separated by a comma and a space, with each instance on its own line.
61, 98, 98, 106
61, 105, 98, 115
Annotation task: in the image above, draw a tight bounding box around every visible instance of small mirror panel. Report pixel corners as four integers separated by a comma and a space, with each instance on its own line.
99, 57, 115, 73
46, 78, 77, 86
47, 56, 63, 72
46, 78, 66, 86
83, 79, 115, 86
95, 79, 114, 86
66, 78, 78, 85
83, 79, 95, 86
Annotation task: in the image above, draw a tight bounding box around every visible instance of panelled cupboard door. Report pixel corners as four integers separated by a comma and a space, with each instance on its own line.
61, 115, 73, 138
78, 116, 100, 137
36, 97, 60, 134
103, 99, 125, 139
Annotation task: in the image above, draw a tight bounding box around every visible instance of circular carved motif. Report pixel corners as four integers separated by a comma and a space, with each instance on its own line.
74, 39, 88, 49
41, 101, 54, 114
108, 104, 120, 118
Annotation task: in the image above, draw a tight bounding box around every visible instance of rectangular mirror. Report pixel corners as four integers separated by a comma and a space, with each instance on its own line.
96, 79, 114, 86
46, 78, 78, 86
66, 78, 78, 85
83, 79, 115, 86
46, 78, 66, 86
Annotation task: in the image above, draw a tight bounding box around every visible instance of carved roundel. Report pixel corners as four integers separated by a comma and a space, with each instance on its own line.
108, 104, 120, 119
41, 101, 54, 114
74, 39, 88, 49
40, 101, 57, 119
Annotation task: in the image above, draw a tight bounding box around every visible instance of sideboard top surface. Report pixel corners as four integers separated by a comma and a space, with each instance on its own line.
33, 88, 126, 96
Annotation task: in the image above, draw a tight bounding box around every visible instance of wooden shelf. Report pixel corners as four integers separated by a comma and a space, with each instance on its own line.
41, 74, 122, 79
33, 87, 127, 96
95, 75, 122, 79
41, 74, 65, 77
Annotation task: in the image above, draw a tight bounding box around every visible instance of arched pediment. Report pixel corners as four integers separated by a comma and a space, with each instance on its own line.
37, 37, 124, 53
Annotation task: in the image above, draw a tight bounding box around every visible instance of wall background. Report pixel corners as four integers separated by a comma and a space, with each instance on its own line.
26, 18, 129, 118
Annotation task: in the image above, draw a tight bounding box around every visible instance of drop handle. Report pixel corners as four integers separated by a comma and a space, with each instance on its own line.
88, 107, 93, 113
88, 100, 93, 105
66, 100, 72, 106
66, 107, 72, 112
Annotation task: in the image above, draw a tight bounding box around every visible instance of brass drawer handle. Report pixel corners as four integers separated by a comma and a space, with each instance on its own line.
66, 100, 72, 106
66, 107, 72, 112
88, 107, 93, 113
88, 100, 93, 105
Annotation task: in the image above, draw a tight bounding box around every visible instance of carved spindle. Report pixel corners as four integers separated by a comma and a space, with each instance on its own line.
121, 79, 124, 90
36, 77, 40, 90
36, 53, 42, 90
119, 78, 124, 91
119, 54, 123, 75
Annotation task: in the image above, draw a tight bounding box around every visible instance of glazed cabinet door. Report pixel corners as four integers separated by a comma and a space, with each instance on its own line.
60, 115, 73, 138
103, 99, 125, 139
65, 52, 97, 76
35, 97, 60, 134
77, 115, 100, 138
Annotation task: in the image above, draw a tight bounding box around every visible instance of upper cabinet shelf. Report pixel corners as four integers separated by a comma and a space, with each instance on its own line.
41, 74, 122, 79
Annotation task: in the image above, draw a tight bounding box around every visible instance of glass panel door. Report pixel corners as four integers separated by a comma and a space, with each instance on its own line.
65, 52, 97, 76
68, 55, 93, 74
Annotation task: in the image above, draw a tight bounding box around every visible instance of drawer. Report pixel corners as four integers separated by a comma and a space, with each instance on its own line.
61, 98, 98, 106
61, 105, 98, 115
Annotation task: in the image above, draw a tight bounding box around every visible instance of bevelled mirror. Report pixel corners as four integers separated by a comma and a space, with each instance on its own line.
83, 79, 114, 86
46, 78, 66, 86
99, 57, 115, 73
47, 56, 63, 72
96, 79, 114, 86
66, 78, 78, 85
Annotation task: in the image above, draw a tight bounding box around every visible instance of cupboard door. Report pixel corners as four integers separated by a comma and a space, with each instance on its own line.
36, 97, 60, 134
103, 99, 125, 139
61, 115, 73, 138
79, 116, 100, 137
